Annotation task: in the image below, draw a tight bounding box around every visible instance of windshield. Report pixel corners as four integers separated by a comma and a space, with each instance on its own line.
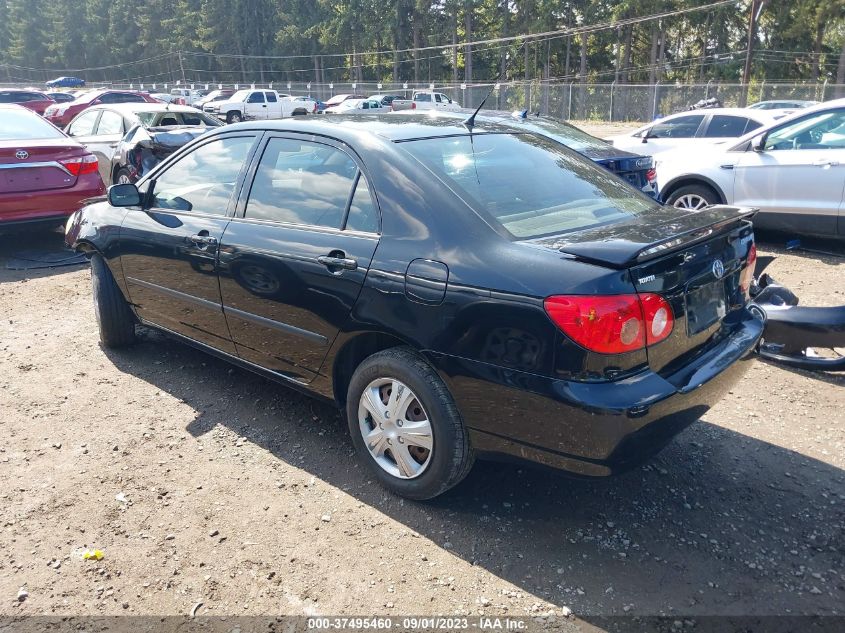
0, 108, 65, 140
229, 90, 250, 102
136, 111, 223, 127
400, 133, 659, 239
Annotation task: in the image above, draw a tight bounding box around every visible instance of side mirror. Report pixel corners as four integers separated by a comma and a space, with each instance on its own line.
751, 133, 767, 152
641, 128, 651, 143
108, 183, 141, 207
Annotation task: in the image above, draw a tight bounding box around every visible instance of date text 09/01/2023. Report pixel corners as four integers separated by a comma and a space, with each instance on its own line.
307, 617, 530, 630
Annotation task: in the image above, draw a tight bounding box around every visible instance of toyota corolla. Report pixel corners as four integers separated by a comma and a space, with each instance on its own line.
66, 115, 762, 499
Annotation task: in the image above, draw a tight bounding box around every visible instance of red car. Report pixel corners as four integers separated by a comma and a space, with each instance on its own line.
43, 89, 159, 129
0, 89, 56, 116
0, 104, 105, 229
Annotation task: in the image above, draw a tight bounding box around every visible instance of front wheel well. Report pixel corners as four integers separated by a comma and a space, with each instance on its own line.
662, 177, 726, 205
331, 332, 411, 407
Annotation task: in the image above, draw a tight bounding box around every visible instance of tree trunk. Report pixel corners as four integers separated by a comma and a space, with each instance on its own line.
464, 2, 472, 83
499, 1, 509, 109
452, 13, 458, 84
413, 7, 421, 83
836, 36, 845, 97
811, 13, 824, 84
564, 36, 571, 79
649, 21, 659, 85
578, 31, 587, 118
393, 5, 400, 82
699, 12, 711, 82
621, 24, 633, 84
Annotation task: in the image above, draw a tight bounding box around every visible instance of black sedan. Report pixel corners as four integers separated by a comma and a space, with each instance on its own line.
66, 115, 762, 500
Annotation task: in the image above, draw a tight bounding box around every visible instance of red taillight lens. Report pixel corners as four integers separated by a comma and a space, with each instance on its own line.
544, 293, 673, 354
739, 242, 757, 296
60, 154, 98, 176
411, 102, 416, 110
646, 168, 656, 183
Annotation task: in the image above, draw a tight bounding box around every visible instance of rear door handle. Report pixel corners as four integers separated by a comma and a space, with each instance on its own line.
317, 255, 357, 271
189, 234, 218, 247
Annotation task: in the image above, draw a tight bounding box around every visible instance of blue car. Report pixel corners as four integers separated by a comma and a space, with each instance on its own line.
46, 76, 86, 88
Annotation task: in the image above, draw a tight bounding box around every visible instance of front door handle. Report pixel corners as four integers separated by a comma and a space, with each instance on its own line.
189, 234, 218, 248
317, 254, 357, 271
813, 159, 839, 167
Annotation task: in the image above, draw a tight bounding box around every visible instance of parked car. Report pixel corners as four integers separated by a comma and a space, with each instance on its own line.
748, 100, 817, 112
655, 98, 845, 238
202, 89, 313, 123
46, 76, 86, 88
169, 88, 209, 106
284, 95, 319, 114
66, 115, 762, 499
324, 98, 391, 114
0, 89, 55, 116
610, 108, 776, 157
44, 90, 159, 129
391, 90, 461, 111
318, 93, 367, 113
1, 104, 104, 230
367, 94, 403, 108
65, 103, 222, 185
194, 89, 236, 110
462, 110, 657, 197
46, 91, 76, 104
150, 93, 178, 104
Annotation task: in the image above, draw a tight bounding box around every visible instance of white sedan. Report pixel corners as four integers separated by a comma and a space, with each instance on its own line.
324, 98, 390, 114
610, 108, 776, 157
655, 98, 845, 239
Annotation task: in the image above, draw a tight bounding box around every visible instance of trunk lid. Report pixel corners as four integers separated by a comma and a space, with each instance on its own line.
0, 140, 87, 193
533, 205, 756, 375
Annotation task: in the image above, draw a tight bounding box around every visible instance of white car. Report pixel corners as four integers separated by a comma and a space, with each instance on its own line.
324, 98, 390, 114
610, 108, 776, 157
656, 98, 845, 239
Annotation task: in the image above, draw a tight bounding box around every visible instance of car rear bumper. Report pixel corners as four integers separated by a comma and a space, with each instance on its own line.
0, 175, 106, 227
432, 311, 763, 476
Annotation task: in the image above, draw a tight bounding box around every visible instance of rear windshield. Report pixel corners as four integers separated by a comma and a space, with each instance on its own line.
136, 111, 223, 127
0, 108, 64, 140
400, 133, 659, 239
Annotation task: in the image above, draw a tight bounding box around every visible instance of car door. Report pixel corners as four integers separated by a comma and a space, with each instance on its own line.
118, 133, 260, 353
217, 134, 380, 382
66, 109, 101, 151
733, 107, 845, 236
264, 91, 282, 118
701, 114, 762, 143
245, 91, 266, 119
637, 114, 706, 156
84, 109, 125, 184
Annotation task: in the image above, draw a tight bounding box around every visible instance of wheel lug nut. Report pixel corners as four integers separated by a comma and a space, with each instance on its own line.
397, 420, 403, 427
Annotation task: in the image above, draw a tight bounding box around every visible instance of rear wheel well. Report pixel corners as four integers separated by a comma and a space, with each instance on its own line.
663, 178, 725, 204
332, 332, 410, 407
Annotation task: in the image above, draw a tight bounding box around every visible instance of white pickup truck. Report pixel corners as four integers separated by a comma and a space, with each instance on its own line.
203, 89, 315, 123
390, 90, 461, 112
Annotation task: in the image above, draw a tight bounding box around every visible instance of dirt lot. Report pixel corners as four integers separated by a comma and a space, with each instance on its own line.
1, 227, 843, 630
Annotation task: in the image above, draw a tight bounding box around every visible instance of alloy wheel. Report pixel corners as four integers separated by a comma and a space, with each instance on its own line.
357, 378, 433, 479
673, 194, 710, 210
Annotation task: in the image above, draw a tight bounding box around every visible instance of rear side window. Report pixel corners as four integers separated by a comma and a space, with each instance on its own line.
345, 175, 379, 233
414, 93, 432, 102
265, 92, 277, 103
0, 108, 64, 140
245, 138, 358, 228
647, 115, 703, 138
401, 133, 659, 239
96, 110, 124, 135
703, 115, 751, 138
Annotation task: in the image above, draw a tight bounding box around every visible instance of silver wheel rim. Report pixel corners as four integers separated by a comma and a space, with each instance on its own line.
117, 173, 131, 184
357, 378, 433, 480
673, 194, 709, 210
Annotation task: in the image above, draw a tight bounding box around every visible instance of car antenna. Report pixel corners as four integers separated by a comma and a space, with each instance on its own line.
464, 41, 525, 131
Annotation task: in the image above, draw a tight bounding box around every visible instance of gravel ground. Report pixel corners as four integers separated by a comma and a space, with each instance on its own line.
0, 228, 843, 630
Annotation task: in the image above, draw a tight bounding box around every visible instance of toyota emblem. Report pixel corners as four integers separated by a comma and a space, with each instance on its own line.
712, 259, 725, 278
15, 150, 29, 160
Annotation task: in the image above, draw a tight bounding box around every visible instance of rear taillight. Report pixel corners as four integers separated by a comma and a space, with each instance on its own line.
544, 293, 674, 355
60, 154, 98, 176
739, 242, 757, 296
646, 168, 656, 183
411, 102, 416, 110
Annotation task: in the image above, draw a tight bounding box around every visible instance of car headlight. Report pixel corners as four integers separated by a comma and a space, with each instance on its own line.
56, 106, 68, 116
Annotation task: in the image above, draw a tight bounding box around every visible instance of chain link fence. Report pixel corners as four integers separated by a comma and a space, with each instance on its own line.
5, 79, 842, 122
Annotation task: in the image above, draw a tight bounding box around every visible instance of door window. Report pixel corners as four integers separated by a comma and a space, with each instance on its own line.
703, 115, 751, 138
646, 115, 703, 138
764, 109, 845, 151
345, 174, 379, 233
150, 135, 256, 215
247, 92, 265, 104
96, 110, 124, 135
265, 92, 277, 103
244, 138, 358, 228
67, 110, 100, 137
435, 94, 442, 103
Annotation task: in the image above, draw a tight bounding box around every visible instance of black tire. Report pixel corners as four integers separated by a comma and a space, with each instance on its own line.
665, 183, 720, 210
114, 167, 134, 185
90, 254, 136, 348
346, 347, 474, 500
226, 111, 243, 124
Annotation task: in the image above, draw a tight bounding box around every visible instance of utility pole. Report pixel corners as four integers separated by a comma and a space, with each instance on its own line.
178, 50, 186, 85
741, 0, 768, 106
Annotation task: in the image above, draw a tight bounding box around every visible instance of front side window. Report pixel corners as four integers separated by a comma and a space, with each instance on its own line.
150, 135, 255, 215
265, 92, 277, 103
764, 109, 845, 151
244, 138, 358, 228
401, 133, 659, 239
247, 92, 265, 104
67, 110, 100, 137
96, 110, 124, 135
345, 174, 379, 233
646, 115, 703, 139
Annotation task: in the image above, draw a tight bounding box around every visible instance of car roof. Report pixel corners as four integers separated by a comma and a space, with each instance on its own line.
0, 103, 32, 111
85, 103, 205, 114
224, 112, 521, 143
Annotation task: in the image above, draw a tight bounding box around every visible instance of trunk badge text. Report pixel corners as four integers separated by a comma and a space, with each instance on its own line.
15, 150, 28, 160
638, 274, 656, 284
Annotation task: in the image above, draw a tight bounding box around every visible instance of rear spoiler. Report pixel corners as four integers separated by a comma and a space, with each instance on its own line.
557, 206, 757, 269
